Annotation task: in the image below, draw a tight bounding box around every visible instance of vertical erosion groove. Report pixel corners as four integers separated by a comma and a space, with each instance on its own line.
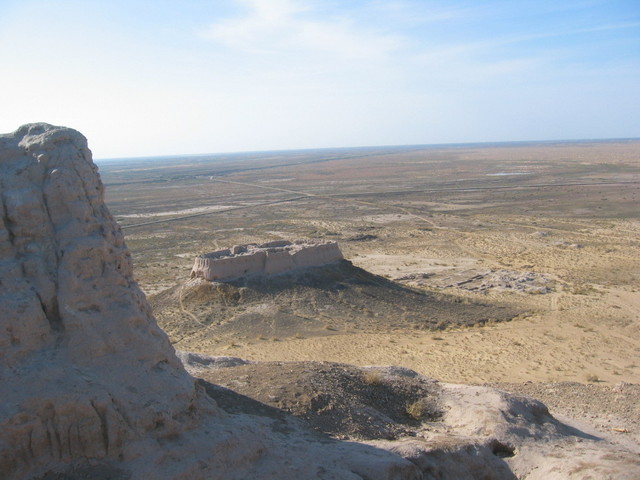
91, 400, 110, 456
0, 190, 16, 247
36, 292, 64, 333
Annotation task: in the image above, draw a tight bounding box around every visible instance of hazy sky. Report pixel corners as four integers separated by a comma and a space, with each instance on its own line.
1, 0, 638, 158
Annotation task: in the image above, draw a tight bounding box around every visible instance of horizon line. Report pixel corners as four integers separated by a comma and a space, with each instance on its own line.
94, 136, 640, 162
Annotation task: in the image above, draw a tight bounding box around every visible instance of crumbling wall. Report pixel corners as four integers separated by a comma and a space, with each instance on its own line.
191, 240, 343, 281
291, 241, 343, 267
264, 250, 296, 274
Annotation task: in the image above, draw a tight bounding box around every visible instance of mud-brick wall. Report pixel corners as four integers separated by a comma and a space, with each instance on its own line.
264, 250, 296, 274
291, 242, 343, 267
193, 251, 266, 281
191, 241, 343, 281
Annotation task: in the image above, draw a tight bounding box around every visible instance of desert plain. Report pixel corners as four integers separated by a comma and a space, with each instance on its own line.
99, 139, 640, 449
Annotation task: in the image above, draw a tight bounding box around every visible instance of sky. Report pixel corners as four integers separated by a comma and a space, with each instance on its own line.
0, 0, 638, 158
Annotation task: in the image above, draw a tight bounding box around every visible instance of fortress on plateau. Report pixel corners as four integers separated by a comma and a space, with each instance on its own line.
190, 240, 344, 281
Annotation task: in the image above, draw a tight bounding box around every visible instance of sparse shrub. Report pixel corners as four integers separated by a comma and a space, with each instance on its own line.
570, 284, 599, 296
405, 399, 431, 421
585, 373, 599, 383
361, 369, 384, 386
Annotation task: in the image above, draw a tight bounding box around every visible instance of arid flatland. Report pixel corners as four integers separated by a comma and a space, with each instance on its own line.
100, 140, 640, 403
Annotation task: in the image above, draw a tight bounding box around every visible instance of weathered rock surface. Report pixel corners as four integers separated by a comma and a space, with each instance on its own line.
191, 240, 344, 281
0, 123, 198, 476
0, 124, 421, 479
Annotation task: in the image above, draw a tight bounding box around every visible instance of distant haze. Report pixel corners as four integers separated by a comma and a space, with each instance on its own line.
1, 0, 638, 158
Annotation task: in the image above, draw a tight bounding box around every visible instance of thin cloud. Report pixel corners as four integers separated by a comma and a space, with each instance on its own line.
412, 19, 640, 71
504, 21, 640, 45
201, 0, 403, 60
369, 0, 487, 26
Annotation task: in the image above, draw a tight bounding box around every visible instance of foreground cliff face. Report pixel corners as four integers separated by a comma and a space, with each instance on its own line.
0, 124, 205, 477
0, 123, 200, 466
0, 124, 420, 479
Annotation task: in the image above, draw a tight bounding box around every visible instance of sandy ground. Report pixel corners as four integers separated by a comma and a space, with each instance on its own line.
209, 290, 640, 386
190, 216, 640, 387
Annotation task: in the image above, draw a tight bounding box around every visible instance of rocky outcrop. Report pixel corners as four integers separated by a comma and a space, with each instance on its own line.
191, 240, 343, 281
0, 124, 420, 479
0, 124, 199, 471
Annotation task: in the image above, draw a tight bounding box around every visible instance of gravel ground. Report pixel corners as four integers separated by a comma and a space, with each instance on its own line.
199, 361, 442, 440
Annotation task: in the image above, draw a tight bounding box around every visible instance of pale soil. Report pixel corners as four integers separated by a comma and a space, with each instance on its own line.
118, 205, 233, 218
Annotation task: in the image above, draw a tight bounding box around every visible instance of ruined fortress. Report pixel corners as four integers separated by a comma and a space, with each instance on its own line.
191, 240, 344, 281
